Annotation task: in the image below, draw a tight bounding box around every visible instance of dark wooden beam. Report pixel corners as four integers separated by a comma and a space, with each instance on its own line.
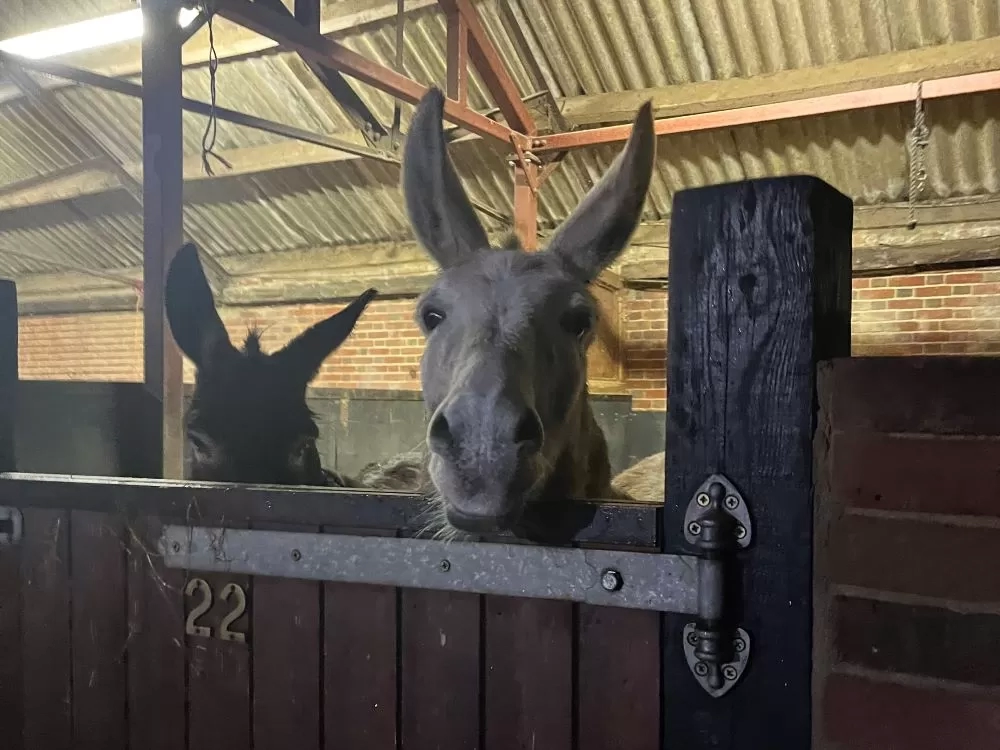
0, 282, 17, 750
294, 0, 321, 29
4, 53, 399, 163
256, 0, 390, 142
662, 177, 853, 748
141, 0, 185, 480
0, 279, 14, 473
438, 0, 535, 134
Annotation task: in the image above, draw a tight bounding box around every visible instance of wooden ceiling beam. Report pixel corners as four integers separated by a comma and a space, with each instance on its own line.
560, 36, 1000, 127
13, 204, 1000, 314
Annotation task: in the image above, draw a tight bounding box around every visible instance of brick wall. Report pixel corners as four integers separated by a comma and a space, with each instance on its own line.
18, 269, 1000, 412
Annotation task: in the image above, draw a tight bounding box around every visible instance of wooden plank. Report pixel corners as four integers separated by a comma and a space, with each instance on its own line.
830, 513, 1000, 605
21, 508, 72, 750
824, 673, 1000, 749
126, 516, 187, 750
835, 597, 1000, 686
401, 589, 480, 750
0, 475, 659, 548
484, 596, 572, 750
827, 357, 1000, 435
0, 278, 19, 749
833, 432, 1000, 516
71, 511, 128, 750
663, 177, 853, 748
253, 523, 322, 750
324, 581, 398, 749
577, 605, 660, 750
187, 570, 252, 750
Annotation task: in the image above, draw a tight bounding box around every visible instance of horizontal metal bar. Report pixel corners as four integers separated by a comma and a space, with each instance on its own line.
535, 68, 1000, 152
159, 525, 697, 612
0, 52, 398, 164
214, 0, 523, 146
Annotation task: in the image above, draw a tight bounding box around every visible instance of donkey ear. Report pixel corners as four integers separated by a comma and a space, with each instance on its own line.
275, 288, 377, 383
402, 87, 489, 268
546, 102, 656, 282
165, 242, 235, 368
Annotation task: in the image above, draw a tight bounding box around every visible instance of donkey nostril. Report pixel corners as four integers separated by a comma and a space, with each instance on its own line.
514, 410, 543, 451
428, 411, 452, 450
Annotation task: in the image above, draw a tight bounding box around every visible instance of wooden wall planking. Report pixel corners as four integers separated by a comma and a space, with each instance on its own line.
70, 511, 128, 750
20, 508, 73, 750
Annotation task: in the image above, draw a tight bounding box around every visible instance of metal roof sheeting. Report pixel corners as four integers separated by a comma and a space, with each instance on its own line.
0, 0, 998, 281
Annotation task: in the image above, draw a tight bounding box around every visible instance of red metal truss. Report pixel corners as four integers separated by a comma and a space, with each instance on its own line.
438, 0, 536, 135
213, 0, 528, 147
533, 69, 1000, 153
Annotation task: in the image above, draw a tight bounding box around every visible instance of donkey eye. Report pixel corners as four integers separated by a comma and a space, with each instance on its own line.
421, 307, 445, 332
561, 308, 593, 340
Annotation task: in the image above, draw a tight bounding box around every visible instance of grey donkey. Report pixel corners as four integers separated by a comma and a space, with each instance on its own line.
361, 87, 658, 535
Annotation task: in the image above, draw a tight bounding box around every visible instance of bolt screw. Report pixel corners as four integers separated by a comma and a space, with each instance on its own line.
600, 568, 623, 592
724, 495, 740, 510
686, 631, 699, 646
693, 661, 709, 677
733, 637, 746, 653
290, 549, 302, 562
171, 541, 181, 553
722, 665, 738, 681
735, 525, 747, 540
696, 492, 710, 507
439, 559, 451, 572
688, 521, 702, 536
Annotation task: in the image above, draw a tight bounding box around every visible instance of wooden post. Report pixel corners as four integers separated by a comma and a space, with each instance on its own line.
0, 280, 14, 473
513, 163, 538, 250
0, 281, 18, 746
661, 177, 852, 748
142, 0, 185, 479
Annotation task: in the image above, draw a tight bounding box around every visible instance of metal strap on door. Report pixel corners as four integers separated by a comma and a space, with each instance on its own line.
155, 472, 752, 697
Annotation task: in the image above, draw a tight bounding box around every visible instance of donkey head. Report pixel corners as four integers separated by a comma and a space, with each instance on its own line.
165, 243, 376, 485
403, 88, 655, 533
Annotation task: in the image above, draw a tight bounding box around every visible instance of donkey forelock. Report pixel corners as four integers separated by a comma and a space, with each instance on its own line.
401, 87, 655, 533
165, 242, 377, 486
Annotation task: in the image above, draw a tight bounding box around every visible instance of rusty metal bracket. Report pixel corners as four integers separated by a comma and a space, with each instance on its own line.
509, 135, 540, 195
682, 473, 752, 697
0, 506, 23, 545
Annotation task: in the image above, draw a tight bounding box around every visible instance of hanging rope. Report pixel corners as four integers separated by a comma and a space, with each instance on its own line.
905, 81, 929, 230
390, 0, 405, 149
199, 3, 232, 176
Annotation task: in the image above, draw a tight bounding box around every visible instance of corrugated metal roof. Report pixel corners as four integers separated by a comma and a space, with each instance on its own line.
0, 0, 998, 284
0, 0, 132, 38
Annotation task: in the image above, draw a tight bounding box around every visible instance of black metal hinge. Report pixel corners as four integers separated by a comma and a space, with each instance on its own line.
682, 474, 752, 697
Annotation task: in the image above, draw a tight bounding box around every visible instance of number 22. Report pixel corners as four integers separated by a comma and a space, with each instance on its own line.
184, 577, 247, 643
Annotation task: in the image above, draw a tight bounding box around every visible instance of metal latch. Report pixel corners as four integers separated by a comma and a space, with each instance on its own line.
0, 506, 23, 545
682, 474, 752, 698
